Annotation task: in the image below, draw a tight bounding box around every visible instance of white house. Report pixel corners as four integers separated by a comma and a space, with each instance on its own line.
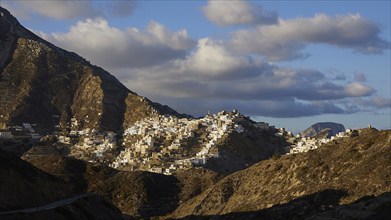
0, 130, 13, 139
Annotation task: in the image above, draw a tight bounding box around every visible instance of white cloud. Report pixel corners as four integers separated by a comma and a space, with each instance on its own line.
180, 38, 263, 79
202, 0, 277, 26
132, 21, 193, 50
344, 82, 375, 97
38, 18, 195, 68
231, 13, 390, 61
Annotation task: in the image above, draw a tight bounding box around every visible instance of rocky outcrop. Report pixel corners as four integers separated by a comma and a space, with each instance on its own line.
0, 6, 187, 132
301, 122, 345, 138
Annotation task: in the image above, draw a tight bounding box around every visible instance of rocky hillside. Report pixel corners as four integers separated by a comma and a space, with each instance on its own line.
23, 129, 390, 219
0, 6, 187, 132
0, 148, 71, 211
0, 148, 123, 219
204, 120, 288, 174
174, 168, 223, 204
23, 147, 226, 218
169, 129, 391, 219
301, 122, 345, 138
168, 191, 391, 220
23, 152, 179, 218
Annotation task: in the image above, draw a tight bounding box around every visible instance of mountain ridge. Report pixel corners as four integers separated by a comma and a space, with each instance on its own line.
0, 6, 189, 133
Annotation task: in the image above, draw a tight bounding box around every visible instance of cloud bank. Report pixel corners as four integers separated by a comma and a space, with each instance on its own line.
121, 38, 378, 117
231, 13, 390, 61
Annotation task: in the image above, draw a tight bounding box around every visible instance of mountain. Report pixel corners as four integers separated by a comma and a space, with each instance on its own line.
168, 129, 391, 219
0, 7, 289, 175
0, 6, 187, 133
301, 122, 346, 138
17, 127, 391, 220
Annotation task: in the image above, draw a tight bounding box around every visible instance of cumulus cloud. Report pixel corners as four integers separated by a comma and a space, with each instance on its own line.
202, 0, 278, 26
1, 0, 136, 20
38, 18, 195, 68
231, 13, 390, 61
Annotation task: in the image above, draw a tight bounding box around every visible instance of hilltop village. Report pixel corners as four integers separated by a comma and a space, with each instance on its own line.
112, 110, 249, 174
62, 110, 265, 175
0, 110, 361, 175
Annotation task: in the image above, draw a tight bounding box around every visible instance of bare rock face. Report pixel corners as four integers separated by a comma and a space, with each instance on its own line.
0, 6, 186, 132
301, 122, 346, 138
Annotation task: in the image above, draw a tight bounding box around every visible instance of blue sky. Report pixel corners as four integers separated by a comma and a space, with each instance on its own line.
1, 0, 390, 132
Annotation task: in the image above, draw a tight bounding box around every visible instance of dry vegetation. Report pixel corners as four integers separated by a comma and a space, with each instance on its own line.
169, 129, 391, 219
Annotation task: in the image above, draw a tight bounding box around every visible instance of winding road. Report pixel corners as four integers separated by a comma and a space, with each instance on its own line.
0, 193, 94, 215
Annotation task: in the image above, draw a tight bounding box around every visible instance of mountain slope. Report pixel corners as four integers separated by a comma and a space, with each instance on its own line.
23, 148, 227, 218
0, 148, 71, 211
23, 152, 181, 218
0, 148, 124, 220
0, 6, 187, 132
169, 129, 391, 218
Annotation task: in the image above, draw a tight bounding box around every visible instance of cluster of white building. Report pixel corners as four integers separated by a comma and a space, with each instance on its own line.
111, 110, 249, 175
47, 112, 297, 175
287, 129, 353, 154
0, 123, 41, 141
58, 118, 117, 162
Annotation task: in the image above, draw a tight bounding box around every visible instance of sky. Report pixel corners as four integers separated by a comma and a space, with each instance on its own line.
1, 0, 390, 132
